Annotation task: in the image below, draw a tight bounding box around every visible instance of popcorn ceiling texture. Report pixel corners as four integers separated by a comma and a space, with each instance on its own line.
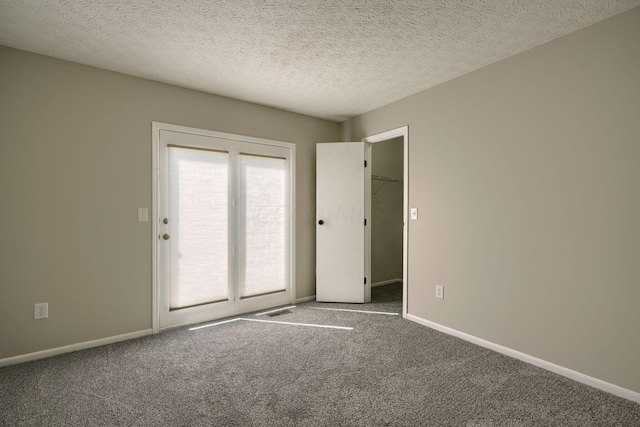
1, 1, 638, 121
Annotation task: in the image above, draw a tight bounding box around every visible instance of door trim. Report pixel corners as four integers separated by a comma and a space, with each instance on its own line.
362, 126, 409, 318
151, 122, 296, 333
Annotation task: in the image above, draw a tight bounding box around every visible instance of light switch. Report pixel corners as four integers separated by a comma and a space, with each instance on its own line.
410, 207, 418, 220
137, 208, 149, 222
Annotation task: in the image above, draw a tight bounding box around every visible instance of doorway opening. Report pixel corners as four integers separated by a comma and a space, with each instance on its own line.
363, 127, 408, 318
369, 137, 403, 301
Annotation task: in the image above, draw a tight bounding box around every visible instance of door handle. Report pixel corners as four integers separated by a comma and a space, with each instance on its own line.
318, 220, 324, 225
162, 233, 171, 240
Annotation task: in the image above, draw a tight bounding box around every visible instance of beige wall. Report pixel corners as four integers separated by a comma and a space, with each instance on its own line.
0, 46, 339, 359
344, 7, 640, 394
371, 137, 403, 284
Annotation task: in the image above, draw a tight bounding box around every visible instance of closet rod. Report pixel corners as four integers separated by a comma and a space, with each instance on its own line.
372, 175, 402, 182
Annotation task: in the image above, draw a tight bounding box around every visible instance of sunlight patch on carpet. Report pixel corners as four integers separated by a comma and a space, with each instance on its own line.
189, 317, 353, 331
309, 307, 399, 316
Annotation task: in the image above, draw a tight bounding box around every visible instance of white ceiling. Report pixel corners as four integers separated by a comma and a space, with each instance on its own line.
1, 1, 638, 122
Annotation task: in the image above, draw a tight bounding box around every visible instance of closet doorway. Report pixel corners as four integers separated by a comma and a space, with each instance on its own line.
370, 138, 403, 290
364, 127, 408, 317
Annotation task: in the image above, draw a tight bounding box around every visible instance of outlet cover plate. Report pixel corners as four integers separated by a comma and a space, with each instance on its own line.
34, 303, 48, 319
435, 285, 444, 299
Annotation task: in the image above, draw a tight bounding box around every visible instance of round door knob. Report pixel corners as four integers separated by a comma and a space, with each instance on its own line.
162, 233, 171, 240
318, 220, 324, 225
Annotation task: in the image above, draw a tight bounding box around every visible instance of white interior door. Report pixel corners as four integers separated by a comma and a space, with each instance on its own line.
157, 126, 293, 330
316, 142, 368, 303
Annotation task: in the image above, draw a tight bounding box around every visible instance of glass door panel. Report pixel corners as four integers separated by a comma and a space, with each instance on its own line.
168, 146, 229, 309
238, 154, 288, 298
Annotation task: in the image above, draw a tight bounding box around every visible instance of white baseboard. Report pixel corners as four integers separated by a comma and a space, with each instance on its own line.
372, 278, 403, 288
295, 295, 316, 303
406, 314, 640, 404
0, 329, 153, 368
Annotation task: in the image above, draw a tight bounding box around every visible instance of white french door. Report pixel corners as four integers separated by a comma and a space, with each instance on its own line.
155, 124, 294, 330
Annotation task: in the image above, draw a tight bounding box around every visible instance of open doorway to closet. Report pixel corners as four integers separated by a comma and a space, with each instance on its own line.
370, 137, 404, 300
364, 126, 408, 317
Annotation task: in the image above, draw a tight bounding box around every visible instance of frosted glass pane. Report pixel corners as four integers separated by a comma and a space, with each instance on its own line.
239, 155, 287, 298
169, 147, 228, 309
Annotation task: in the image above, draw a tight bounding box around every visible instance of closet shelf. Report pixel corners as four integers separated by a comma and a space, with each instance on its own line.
372, 175, 402, 182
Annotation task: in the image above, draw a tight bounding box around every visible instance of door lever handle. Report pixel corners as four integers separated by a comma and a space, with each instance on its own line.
162, 233, 171, 240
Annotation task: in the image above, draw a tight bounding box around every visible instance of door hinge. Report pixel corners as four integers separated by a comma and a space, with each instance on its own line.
364, 277, 367, 285
364, 218, 367, 226
364, 160, 367, 167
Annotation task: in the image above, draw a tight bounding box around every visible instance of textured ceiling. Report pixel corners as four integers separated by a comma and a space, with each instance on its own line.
1, 1, 638, 122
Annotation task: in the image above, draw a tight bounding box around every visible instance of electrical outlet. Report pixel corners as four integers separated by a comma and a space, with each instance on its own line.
435, 285, 444, 299
34, 303, 48, 320
410, 207, 418, 220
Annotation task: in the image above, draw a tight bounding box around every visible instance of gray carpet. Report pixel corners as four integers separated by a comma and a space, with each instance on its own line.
1, 283, 639, 426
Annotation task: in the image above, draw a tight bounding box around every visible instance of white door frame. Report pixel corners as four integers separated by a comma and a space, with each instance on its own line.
151, 122, 296, 333
362, 126, 408, 318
